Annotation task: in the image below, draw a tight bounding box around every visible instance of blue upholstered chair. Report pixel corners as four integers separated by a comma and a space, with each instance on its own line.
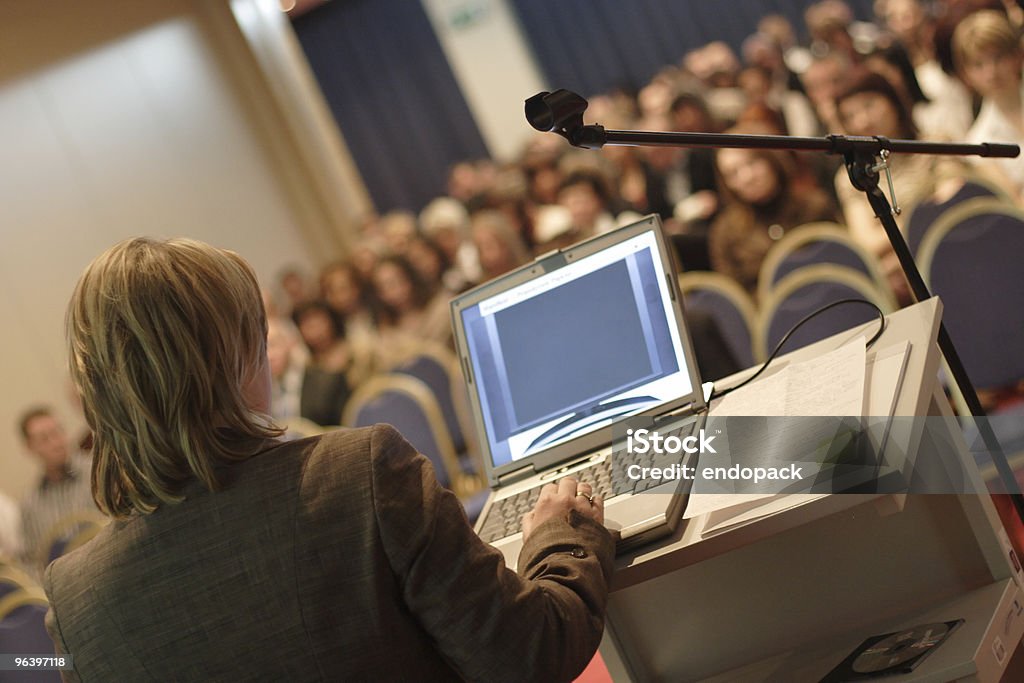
755, 265, 894, 362
757, 223, 892, 304
905, 177, 1009, 255
0, 598, 62, 683
678, 271, 757, 370
918, 198, 1024, 393
343, 374, 488, 522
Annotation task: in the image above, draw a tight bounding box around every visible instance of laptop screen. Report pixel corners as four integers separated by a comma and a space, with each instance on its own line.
456, 222, 695, 470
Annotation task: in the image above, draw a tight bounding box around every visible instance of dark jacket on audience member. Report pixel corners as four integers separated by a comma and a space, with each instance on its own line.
43, 425, 615, 682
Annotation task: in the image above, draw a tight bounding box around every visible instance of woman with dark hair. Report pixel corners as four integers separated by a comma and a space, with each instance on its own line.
48, 237, 613, 681
371, 254, 454, 365
404, 233, 453, 296
319, 260, 375, 345
708, 127, 840, 295
833, 68, 966, 300
291, 299, 355, 426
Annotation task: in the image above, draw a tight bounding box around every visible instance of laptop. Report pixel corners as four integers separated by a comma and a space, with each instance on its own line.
450, 215, 709, 567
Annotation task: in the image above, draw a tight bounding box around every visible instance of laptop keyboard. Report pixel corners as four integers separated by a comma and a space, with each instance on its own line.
478, 419, 698, 543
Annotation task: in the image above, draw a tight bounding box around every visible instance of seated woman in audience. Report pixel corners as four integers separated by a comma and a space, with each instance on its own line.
471, 209, 531, 282
319, 260, 375, 349
954, 10, 1024, 200
292, 300, 361, 426
419, 196, 481, 290
875, 0, 975, 140
708, 128, 840, 296
405, 232, 454, 296
832, 68, 971, 300
554, 169, 619, 244
48, 237, 613, 681
371, 254, 453, 366
266, 315, 307, 423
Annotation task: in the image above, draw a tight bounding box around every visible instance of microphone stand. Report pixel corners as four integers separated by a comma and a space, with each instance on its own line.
525, 89, 1024, 521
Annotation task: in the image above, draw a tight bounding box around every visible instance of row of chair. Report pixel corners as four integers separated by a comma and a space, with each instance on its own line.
1, 562, 60, 683
682, 224, 896, 368
285, 342, 490, 522
683, 189, 1024, 398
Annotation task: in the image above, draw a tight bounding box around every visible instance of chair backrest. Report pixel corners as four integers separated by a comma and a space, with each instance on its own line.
678, 271, 757, 369
391, 343, 468, 455
0, 601, 62, 683
918, 198, 1024, 389
757, 223, 892, 304
342, 374, 461, 491
0, 586, 48, 620
0, 564, 38, 594
37, 511, 109, 567
755, 265, 894, 362
905, 179, 1005, 255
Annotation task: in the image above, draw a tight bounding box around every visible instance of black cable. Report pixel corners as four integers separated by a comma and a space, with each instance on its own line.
712, 298, 887, 401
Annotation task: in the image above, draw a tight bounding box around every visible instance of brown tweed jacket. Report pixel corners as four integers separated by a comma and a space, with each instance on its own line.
43, 424, 615, 682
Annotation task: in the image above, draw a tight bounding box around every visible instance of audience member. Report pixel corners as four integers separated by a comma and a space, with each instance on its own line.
371, 254, 453, 366
276, 265, 313, 318
419, 195, 482, 289
955, 10, 1024, 198
556, 169, 618, 241
47, 236, 614, 680
405, 233, 454, 296
0, 491, 21, 561
471, 209, 531, 282
266, 316, 307, 423
292, 300, 358, 426
876, 0, 975, 139
832, 69, 975, 300
805, 0, 859, 60
380, 210, 418, 255
16, 406, 96, 569
320, 260, 376, 348
709, 132, 840, 295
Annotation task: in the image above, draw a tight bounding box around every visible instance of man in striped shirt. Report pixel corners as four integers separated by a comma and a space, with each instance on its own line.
17, 406, 97, 571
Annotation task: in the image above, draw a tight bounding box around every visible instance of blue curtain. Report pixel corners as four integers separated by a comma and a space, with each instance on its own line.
512, 0, 874, 97
292, 0, 489, 212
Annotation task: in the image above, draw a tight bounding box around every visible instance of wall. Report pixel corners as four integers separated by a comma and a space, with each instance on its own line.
0, 0, 359, 499
420, 0, 547, 161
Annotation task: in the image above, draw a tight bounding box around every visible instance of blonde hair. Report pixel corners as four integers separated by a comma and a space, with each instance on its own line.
953, 11, 1022, 69
67, 238, 282, 518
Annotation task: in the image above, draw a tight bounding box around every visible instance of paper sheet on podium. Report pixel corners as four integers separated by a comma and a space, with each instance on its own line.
688, 338, 911, 535
683, 337, 867, 524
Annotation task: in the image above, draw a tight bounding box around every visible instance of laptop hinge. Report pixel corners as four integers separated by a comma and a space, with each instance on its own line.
498, 465, 537, 486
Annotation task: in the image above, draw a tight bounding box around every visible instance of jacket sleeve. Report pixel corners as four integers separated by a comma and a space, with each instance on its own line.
368, 424, 615, 683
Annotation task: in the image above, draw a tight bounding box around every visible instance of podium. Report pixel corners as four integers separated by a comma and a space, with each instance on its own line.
599, 298, 1024, 682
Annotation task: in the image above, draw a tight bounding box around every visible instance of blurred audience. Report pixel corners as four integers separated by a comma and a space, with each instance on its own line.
709, 134, 840, 294
0, 491, 21, 561
244, 3, 1024, 431
371, 254, 453, 367
292, 301, 357, 426
955, 10, 1024, 199
16, 406, 96, 570
471, 210, 531, 281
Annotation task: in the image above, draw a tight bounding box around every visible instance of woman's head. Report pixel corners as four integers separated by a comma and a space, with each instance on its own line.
953, 10, 1023, 98
292, 300, 346, 355
557, 170, 612, 232
67, 238, 281, 518
319, 261, 365, 317
371, 255, 429, 324
405, 234, 451, 292
715, 146, 787, 207
834, 68, 917, 138
471, 210, 530, 281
